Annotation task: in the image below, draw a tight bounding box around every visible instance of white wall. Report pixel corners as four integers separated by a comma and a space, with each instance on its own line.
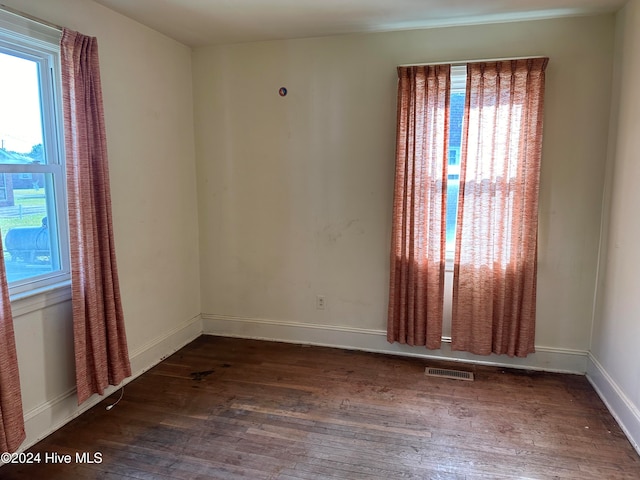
194, 15, 615, 371
2, 0, 201, 449
588, 0, 640, 454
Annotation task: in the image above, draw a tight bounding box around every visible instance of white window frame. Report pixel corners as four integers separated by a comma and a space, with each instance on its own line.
0, 10, 70, 301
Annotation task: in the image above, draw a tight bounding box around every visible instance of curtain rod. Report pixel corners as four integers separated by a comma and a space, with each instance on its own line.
398, 55, 545, 67
0, 3, 63, 32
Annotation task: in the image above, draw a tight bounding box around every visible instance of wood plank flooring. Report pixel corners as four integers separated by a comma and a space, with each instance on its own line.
2, 335, 639, 479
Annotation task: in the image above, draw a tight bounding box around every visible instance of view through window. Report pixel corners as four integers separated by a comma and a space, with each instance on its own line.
0, 17, 69, 295
445, 66, 466, 256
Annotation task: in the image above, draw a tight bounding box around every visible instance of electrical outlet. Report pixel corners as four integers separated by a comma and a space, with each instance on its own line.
316, 295, 326, 310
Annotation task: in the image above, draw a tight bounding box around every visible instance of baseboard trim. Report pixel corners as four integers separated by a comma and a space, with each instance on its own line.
128, 313, 203, 375
15, 314, 638, 461
586, 353, 640, 455
19, 314, 203, 454
201, 313, 588, 374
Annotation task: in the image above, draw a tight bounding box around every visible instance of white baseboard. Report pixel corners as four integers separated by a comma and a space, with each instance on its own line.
19, 314, 203, 454
201, 313, 588, 374
15, 313, 638, 463
127, 313, 203, 375
586, 354, 640, 455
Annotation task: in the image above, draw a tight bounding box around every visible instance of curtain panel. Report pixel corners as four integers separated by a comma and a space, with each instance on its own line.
0, 235, 25, 453
387, 65, 450, 349
61, 29, 131, 404
452, 58, 548, 357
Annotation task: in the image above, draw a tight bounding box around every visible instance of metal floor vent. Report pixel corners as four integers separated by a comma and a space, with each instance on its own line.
425, 367, 474, 381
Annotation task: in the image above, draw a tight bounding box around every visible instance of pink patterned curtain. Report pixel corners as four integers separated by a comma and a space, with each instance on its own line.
61, 29, 131, 404
452, 58, 548, 357
0, 235, 25, 453
387, 65, 450, 349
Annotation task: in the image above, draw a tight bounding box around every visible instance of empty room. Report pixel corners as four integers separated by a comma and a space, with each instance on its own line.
0, 0, 639, 478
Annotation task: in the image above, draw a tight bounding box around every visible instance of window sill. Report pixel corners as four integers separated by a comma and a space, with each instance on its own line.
10, 280, 72, 318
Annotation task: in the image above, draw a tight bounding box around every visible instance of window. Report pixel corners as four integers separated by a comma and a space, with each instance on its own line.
445, 65, 466, 254
0, 11, 69, 297
389, 59, 547, 357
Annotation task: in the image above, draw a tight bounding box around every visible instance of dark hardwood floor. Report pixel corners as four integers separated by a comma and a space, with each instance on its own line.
2, 335, 640, 479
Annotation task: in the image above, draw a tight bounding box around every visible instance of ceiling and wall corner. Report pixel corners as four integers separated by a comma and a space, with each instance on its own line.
93, 0, 626, 47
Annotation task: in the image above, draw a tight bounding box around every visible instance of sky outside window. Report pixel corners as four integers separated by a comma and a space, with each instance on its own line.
0, 51, 43, 153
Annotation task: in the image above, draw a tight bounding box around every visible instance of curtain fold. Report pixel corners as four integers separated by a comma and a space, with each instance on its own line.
61, 29, 131, 404
387, 65, 450, 349
0, 234, 25, 453
452, 58, 548, 357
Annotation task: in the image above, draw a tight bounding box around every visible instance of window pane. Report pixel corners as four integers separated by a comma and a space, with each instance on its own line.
1, 173, 59, 283
0, 51, 44, 163
446, 91, 466, 251
1, 12, 69, 295
446, 177, 459, 248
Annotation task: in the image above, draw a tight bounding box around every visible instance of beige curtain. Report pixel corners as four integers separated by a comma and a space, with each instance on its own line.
61, 29, 131, 404
387, 65, 450, 349
0, 235, 25, 453
452, 58, 548, 357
